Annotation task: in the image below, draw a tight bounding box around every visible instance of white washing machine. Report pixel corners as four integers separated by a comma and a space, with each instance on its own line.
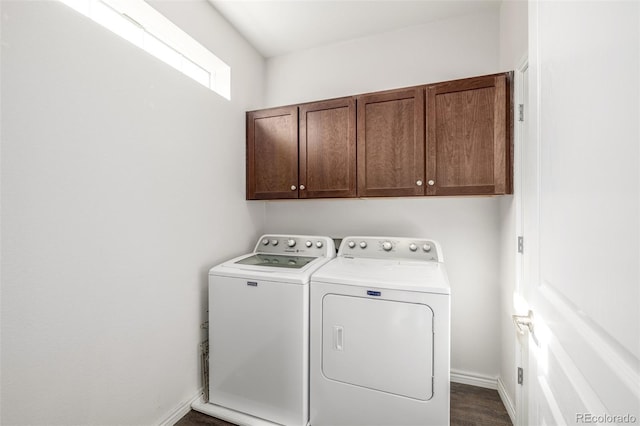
310, 236, 450, 426
193, 234, 335, 426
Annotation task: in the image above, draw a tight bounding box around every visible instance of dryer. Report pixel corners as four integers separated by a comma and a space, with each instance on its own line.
310, 236, 450, 426
193, 235, 335, 426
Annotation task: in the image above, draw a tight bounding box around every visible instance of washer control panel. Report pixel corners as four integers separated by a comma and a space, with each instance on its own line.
338, 236, 442, 262
254, 235, 335, 257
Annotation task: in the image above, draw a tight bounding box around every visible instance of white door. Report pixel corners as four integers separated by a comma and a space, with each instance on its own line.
519, 1, 640, 425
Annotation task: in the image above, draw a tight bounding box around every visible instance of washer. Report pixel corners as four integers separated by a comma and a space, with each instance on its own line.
194, 234, 335, 426
310, 236, 450, 426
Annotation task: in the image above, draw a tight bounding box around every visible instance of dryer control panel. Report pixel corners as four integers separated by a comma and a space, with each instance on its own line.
338, 236, 443, 262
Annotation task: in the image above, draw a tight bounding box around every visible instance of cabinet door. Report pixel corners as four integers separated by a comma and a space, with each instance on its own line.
299, 98, 356, 199
426, 73, 512, 196
357, 88, 425, 197
246, 106, 299, 200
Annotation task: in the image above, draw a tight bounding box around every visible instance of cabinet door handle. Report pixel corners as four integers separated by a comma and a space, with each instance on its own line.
427, 180, 435, 186
291, 185, 297, 190
416, 180, 423, 186
300, 185, 306, 190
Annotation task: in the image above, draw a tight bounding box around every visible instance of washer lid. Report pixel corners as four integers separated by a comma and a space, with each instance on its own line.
311, 257, 450, 294
210, 253, 333, 284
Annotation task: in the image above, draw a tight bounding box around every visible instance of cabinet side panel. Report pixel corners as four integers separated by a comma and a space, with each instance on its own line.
247, 111, 256, 199
492, 75, 507, 194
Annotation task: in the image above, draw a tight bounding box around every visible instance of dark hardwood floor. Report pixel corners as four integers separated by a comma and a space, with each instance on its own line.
175, 382, 512, 426
450, 382, 512, 426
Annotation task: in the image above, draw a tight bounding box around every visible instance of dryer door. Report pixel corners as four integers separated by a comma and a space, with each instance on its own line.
322, 294, 434, 400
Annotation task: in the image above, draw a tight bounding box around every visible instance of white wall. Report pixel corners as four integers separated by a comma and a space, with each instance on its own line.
263, 11, 505, 381
0, 1, 264, 424
266, 11, 501, 106
497, 0, 528, 416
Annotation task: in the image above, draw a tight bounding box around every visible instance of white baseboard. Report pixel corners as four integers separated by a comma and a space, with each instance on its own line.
165, 375, 510, 425
191, 401, 280, 426
159, 388, 204, 426
450, 369, 498, 390
497, 377, 516, 425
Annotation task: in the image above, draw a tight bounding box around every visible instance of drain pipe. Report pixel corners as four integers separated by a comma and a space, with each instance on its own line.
200, 321, 209, 402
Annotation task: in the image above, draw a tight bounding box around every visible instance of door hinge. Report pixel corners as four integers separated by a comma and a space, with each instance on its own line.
518, 104, 524, 122
517, 236, 524, 253
517, 367, 524, 385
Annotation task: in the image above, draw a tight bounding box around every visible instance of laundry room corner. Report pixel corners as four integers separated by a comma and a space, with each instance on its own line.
264, 196, 504, 385
496, 0, 528, 421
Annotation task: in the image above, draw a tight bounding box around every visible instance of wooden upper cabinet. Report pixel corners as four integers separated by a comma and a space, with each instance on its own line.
245, 72, 513, 200
426, 73, 513, 196
299, 98, 356, 198
357, 87, 425, 197
246, 106, 299, 200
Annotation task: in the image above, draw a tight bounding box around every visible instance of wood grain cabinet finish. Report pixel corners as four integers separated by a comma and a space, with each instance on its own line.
246, 106, 298, 200
357, 87, 425, 197
426, 73, 513, 195
246, 72, 513, 200
299, 98, 356, 198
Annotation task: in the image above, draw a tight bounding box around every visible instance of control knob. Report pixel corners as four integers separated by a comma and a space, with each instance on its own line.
287, 239, 296, 247
359, 241, 367, 249
316, 241, 323, 248
261, 238, 269, 246
382, 241, 392, 251
422, 243, 432, 252
347, 241, 356, 249
305, 241, 313, 248
271, 239, 279, 246
409, 243, 418, 252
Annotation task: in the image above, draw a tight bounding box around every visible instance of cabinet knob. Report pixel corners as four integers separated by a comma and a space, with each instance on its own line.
300, 185, 306, 190
416, 180, 423, 186
427, 180, 435, 186
291, 185, 297, 190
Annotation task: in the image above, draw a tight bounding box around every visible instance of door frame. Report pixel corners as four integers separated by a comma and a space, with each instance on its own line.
512, 54, 529, 426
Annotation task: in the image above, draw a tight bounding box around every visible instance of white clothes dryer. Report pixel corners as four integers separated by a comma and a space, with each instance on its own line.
310, 236, 450, 426
193, 235, 335, 426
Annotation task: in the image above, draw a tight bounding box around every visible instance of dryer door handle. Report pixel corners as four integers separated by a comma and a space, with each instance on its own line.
334, 326, 344, 351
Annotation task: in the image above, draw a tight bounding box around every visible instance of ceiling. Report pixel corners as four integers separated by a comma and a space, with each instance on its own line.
208, 0, 502, 58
